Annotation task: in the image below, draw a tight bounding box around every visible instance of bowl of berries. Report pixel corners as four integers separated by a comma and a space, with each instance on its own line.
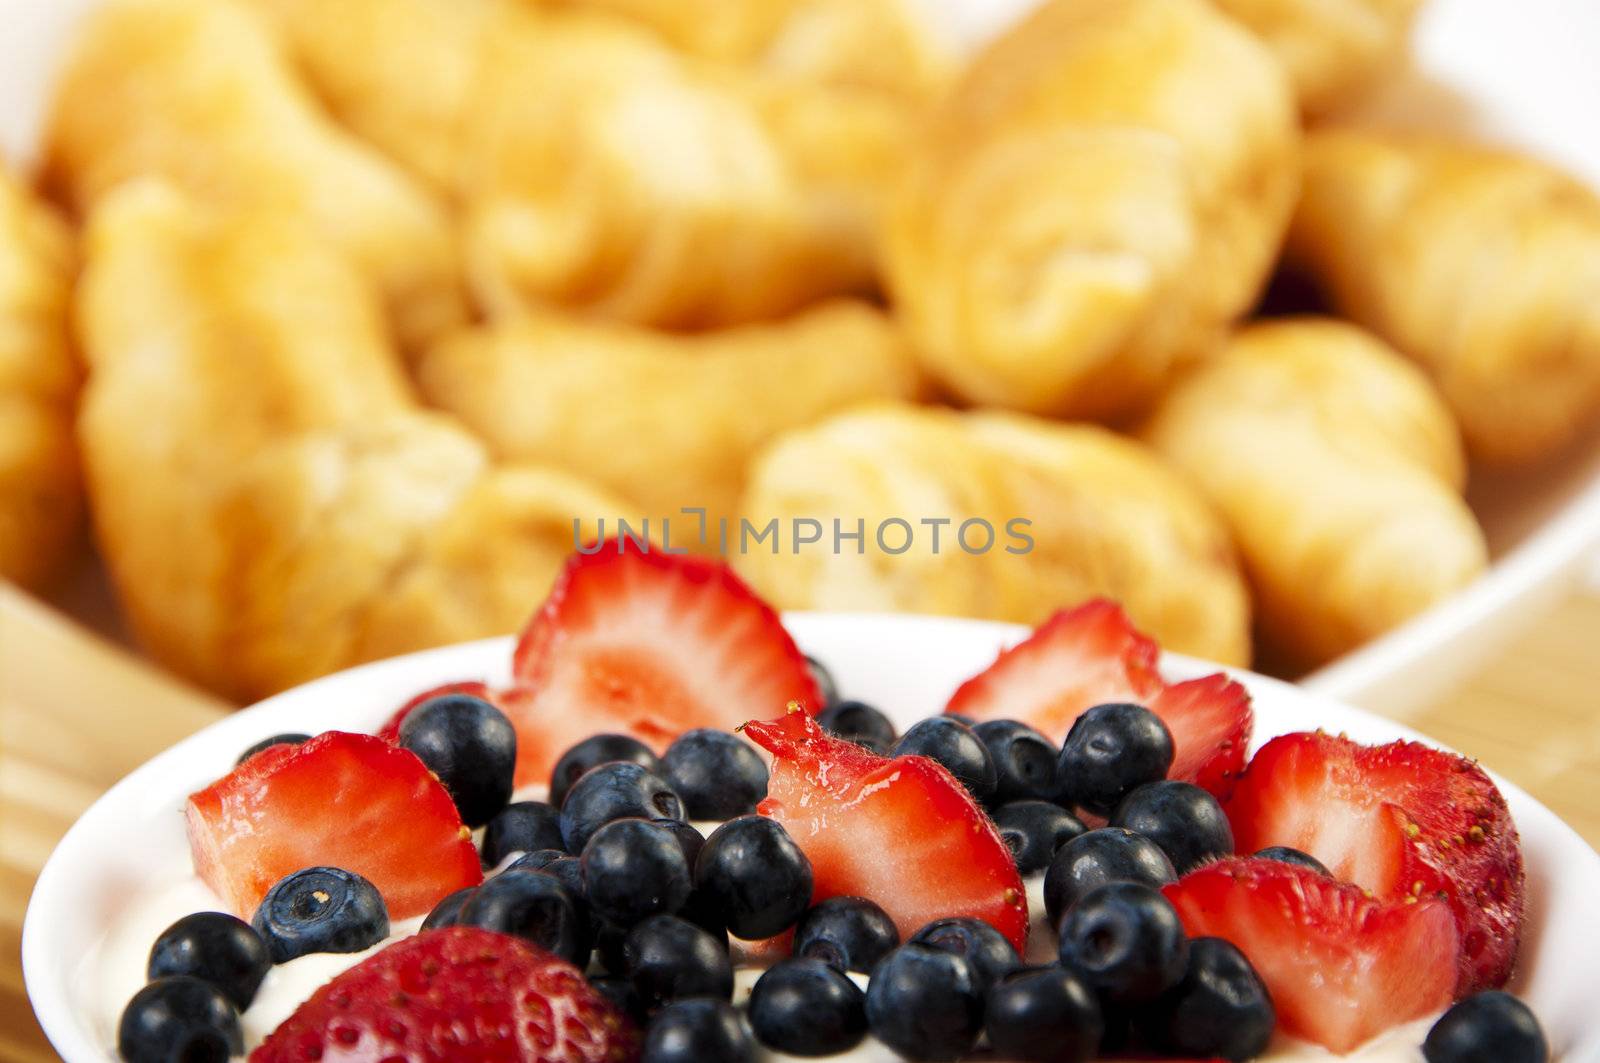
23, 543, 1600, 1062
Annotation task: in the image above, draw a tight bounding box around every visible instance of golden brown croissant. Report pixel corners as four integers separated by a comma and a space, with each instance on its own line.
44, 0, 464, 352
77, 181, 630, 702
1142, 319, 1487, 671
418, 302, 922, 533
1287, 131, 1600, 465
738, 403, 1251, 667
0, 170, 80, 591
885, 0, 1300, 422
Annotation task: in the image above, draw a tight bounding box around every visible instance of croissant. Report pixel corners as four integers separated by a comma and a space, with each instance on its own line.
77, 181, 630, 702
418, 302, 921, 533
885, 0, 1299, 421
0, 170, 80, 591
737, 403, 1251, 667
44, 0, 464, 352
1142, 319, 1487, 671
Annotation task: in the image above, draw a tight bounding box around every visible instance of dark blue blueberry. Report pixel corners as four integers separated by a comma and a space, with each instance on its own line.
993, 800, 1086, 874
582, 818, 692, 927
549, 733, 661, 808
1056, 703, 1173, 815
1254, 846, 1331, 876
909, 917, 1020, 994
694, 816, 812, 939
816, 700, 896, 754
624, 914, 734, 1009
805, 655, 839, 708
792, 896, 898, 974
893, 717, 997, 804
1058, 881, 1188, 1004
251, 867, 388, 964
972, 720, 1060, 804
559, 761, 683, 854
459, 869, 589, 967
748, 958, 867, 1056
654, 818, 706, 870
984, 966, 1103, 1063
421, 886, 476, 931
1111, 781, 1234, 875
505, 848, 569, 874
945, 713, 976, 727
118, 976, 241, 1063
1140, 937, 1275, 1061
660, 729, 769, 819
235, 733, 310, 766
1424, 991, 1549, 1063
643, 998, 754, 1063
1044, 828, 1177, 928
864, 943, 984, 1061
534, 856, 594, 946
588, 974, 647, 1026
146, 912, 269, 1011
397, 694, 517, 827
481, 801, 565, 867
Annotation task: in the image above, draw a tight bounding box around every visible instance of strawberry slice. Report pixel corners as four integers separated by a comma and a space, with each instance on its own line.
744, 707, 1028, 953
376, 680, 496, 743
186, 731, 482, 921
1226, 731, 1524, 993
251, 927, 638, 1063
944, 601, 1252, 800
1165, 857, 1459, 1053
506, 541, 820, 786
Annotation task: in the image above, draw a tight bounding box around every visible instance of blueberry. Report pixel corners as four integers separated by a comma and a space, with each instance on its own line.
792, 896, 899, 974
589, 974, 647, 1026
1424, 991, 1549, 1063
459, 869, 588, 967
1140, 937, 1275, 1061
582, 818, 692, 927
560, 761, 683, 854
118, 976, 242, 1063
235, 733, 310, 766
481, 801, 565, 867
909, 917, 1020, 994
506, 848, 568, 874
146, 912, 269, 1011
816, 700, 897, 754
984, 966, 1103, 1063
694, 816, 813, 939
946, 713, 976, 726
1058, 881, 1188, 1004
805, 655, 839, 707
421, 886, 476, 931
1111, 781, 1234, 875
893, 717, 997, 804
993, 800, 1087, 874
533, 856, 595, 946
660, 729, 768, 819
624, 914, 734, 1008
748, 957, 867, 1056
654, 818, 706, 869
972, 720, 1060, 804
251, 867, 388, 963
550, 733, 661, 808
864, 943, 984, 1061
1056, 703, 1173, 815
1254, 846, 1331, 876
644, 998, 754, 1063
397, 694, 517, 827
1043, 828, 1177, 928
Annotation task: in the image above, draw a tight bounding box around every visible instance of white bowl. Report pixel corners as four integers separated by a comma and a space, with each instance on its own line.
22, 613, 1600, 1062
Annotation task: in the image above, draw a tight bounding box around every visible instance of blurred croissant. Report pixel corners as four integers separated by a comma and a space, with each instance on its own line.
885, 0, 1299, 421
738, 403, 1251, 667
1142, 319, 1487, 671
1288, 131, 1600, 465
77, 181, 631, 702
44, 0, 464, 351
419, 303, 921, 532
0, 170, 80, 591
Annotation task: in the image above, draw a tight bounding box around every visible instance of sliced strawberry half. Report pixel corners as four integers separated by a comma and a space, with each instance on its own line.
251, 926, 638, 1063
376, 680, 496, 743
1165, 857, 1459, 1053
944, 600, 1252, 800
1227, 731, 1524, 993
745, 707, 1028, 953
186, 731, 482, 920
506, 541, 821, 786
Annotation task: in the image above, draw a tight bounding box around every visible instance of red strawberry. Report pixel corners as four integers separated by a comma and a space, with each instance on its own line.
251, 927, 638, 1063
944, 601, 1252, 800
506, 541, 820, 786
377, 681, 496, 743
1165, 857, 1459, 1053
187, 732, 482, 920
744, 707, 1028, 953
1226, 731, 1524, 993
